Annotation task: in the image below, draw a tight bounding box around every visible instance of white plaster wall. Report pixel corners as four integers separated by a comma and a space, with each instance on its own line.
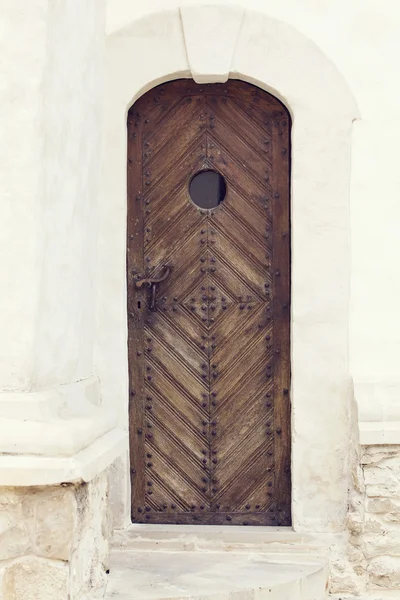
0, 0, 106, 392
0, 1, 129, 487
0, 1, 48, 390
34, 0, 106, 388
107, 0, 400, 398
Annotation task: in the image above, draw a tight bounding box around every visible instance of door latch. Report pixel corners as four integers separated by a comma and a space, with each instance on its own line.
135, 265, 171, 311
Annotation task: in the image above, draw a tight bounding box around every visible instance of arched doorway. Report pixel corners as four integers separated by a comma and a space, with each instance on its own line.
127, 79, 291, 525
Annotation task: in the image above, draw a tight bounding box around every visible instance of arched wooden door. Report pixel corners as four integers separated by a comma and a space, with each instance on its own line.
127, 80, 291, 526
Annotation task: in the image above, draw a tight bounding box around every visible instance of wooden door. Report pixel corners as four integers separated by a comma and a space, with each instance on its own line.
127, 80, 291, 526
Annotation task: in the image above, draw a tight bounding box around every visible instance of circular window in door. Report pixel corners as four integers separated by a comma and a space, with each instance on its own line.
189, 170, 226, 209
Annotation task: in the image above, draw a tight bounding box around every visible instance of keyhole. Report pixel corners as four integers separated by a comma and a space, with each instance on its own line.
137, 301, 141, 309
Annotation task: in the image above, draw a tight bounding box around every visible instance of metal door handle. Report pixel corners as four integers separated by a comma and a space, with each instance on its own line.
135, 265, 171, 311
135, 265, 171, 288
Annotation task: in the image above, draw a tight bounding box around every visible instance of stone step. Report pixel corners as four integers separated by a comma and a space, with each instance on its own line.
105, 549, 328, 600
331, 596, 400, 600
105, 526, 329, 600
112, 525, 329, 559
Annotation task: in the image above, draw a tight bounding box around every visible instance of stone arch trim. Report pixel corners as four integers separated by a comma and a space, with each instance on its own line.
98, 4, 359, 530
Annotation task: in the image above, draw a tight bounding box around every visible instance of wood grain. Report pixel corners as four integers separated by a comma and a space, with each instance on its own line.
127, 80, 291, 526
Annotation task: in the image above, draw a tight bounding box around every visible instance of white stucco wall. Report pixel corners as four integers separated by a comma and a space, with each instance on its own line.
0, 1, 48, 390
34, 0, 106, 388
0, 0, 106, 390
0, 0, 128, 486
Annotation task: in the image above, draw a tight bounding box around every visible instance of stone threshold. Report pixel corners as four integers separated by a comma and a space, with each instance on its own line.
112, 524, 338, 557
105, 525, 330, 599
331, 595, 400, 599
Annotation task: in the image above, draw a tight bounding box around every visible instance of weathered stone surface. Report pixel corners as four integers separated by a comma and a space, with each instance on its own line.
0, 485, 77, 563
339, 445, 400, 593
33, 486, 76, 560
329, 543, 367, 596
347, 512, 364, 535
362, 532, 400, 559
368, 556, 400, 589
366, 483, 400, 499
0, 474, 109, 599
363, 518, 383, 534
362, 447, 400, 466
1, 556, 68, 600
367, 498, 399, 513
363, 447, 400, 499
70, 472, 109, 600
0, 522, 30, 562
0, 490, 31, 560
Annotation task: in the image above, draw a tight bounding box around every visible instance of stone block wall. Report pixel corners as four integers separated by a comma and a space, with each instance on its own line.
0, 472, 109, 600
331, 445, 400, 596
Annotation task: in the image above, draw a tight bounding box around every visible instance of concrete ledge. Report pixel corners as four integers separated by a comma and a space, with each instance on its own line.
0, 377, 118, 456
0, 377, 128, 485
106, 526, 329, 600
106, 550, 328, 600
0, 427, 128, 485
355, 380, 400, 422
359, 421, 400, 446
112, 524, 343, 561
331, 595, 400, 599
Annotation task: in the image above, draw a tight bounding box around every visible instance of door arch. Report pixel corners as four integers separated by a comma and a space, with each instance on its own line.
127, 79, 291, 525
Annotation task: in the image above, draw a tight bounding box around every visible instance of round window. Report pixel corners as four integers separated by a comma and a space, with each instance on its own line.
189, 170, 226, 209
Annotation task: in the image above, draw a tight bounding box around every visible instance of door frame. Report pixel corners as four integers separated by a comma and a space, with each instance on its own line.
98, 6, 359, 532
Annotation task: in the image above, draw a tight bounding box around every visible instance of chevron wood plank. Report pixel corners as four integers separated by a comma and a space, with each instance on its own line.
127, 79, 291, 527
